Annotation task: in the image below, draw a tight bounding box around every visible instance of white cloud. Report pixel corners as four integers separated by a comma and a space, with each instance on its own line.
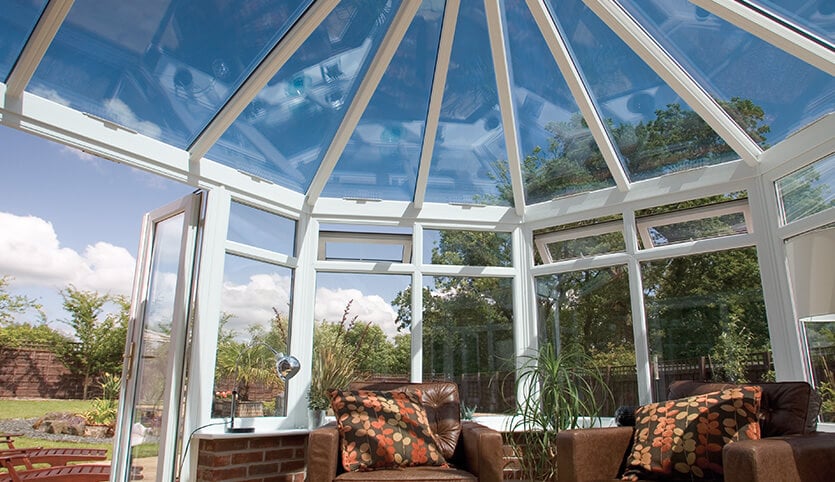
314, 287, 401, 338
0, 212, 134, 296
104, 98, 162, 139
221, 273, 293, 335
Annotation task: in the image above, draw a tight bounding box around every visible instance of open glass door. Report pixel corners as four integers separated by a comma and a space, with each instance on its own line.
112, 192, 204, 482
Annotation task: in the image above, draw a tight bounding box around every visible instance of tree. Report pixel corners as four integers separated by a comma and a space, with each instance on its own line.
0, 322, 71, 349
0, 275, 45, 326
57, 286, 129, 399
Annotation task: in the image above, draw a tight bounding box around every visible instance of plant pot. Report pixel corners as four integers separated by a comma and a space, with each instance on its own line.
308, 409, 326, 429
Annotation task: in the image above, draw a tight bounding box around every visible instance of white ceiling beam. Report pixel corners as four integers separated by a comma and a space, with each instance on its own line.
5, 0, 73, 97
584, 0, 763, 167
526, 0, 630, 192
188, 1, 336, 161
485, 0, 526, 217
413, 0, 460, 209
305, 1, 421, 207
691, 0, 835, 77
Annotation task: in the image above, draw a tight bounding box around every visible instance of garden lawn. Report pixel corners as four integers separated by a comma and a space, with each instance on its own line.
0, 399, 94, 419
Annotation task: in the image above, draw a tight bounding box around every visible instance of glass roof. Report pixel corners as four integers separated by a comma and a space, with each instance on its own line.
1, 0, 833, 209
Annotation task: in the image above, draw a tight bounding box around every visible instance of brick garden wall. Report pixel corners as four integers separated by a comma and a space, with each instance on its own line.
196, 434, 307, 482
0, 346, 92, 399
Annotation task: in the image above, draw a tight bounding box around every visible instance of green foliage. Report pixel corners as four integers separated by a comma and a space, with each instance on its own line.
0, 322, 71, 349
460, 403, 477, 421
0, 275, 45, 326
710, 315, 754, 383
511, 344, 613, 481
56, 287, 129, 399
82, 374, 120, 428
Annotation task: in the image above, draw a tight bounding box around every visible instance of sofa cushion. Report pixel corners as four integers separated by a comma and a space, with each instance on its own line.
668, 380, 820, 437
622, 386, 762, 481
330, 389, 446, 472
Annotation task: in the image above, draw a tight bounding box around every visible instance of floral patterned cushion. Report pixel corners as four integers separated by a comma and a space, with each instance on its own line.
622, 386, 762, 481
330, 389, 447, 472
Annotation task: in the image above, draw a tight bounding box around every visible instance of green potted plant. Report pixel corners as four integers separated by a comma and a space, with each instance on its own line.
510, 343, 613, 482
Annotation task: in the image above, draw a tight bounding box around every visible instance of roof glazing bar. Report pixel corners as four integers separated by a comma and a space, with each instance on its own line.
584, 0, 763, 167
188, 1, 336, 163
526, 0, 630, 192
414, 0, 460, 210
485, 0, 526, 216
6, 0, 73, 97
691, 0, 835, 76
305, 1, 421, 207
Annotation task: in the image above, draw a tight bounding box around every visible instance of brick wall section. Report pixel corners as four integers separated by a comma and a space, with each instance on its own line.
196, 434, 307, 482
0, 347, 91, 399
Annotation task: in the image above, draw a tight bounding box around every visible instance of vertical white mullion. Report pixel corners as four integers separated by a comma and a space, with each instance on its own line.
583, 0, 763, 167
623, 209, 652, 404
286, 209, 319, 428
5, 0, 73, 97
525, 0, 630, 192
513, 226, 538, 404
181, 187, 231, 481
189, 1, 336, 161
485, 0, 526, 216
749, 175, 810, 381
414, 0, 460, 209
411, 224, 424, 382
306, 2, 421, 207
690, 0, 835, 77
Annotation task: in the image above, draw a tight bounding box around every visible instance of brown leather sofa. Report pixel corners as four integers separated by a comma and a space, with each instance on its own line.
556, 380, 835, 482
306, 381, 504, 481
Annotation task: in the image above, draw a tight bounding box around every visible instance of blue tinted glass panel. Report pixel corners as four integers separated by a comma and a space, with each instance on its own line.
620, 0, 835, 148
323, 0, 443, 202
547, 0, 743, 182
0, 0, 47, 82
28, 0, 310, 148
777, 154, 835, 223
208, 0, 401, 193
502, 1, 614, 204
228, 201, 296, 255
750, 0, 835, 44
425, 2, 511, 206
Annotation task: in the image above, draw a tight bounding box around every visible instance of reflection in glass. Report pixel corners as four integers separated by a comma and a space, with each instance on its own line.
425, 1, 510, 205
536, 266, 637, 412
749, 0, 835, 44
803, 319, 835, 423
423, 229, 512, 267
642, 248, 772, 401
227, 201, 296, 254
620, 0, 835, 147
501, 1, 614, 203
209, 0, 401, 193
648, 212, 747, 247
0, 0, 47, 81
545, 232, 625, 263
776, 154, 835, 224
29, 0, 310, 148
212, 254, 293, 418
422, 276, 514, 414
324, 0, 444, 202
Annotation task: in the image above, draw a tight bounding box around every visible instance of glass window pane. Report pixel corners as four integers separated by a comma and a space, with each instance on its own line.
642, 248, 773, 400
620, 0, 835, 148
208, 0, 401, 193
648, 212, 747, 247
546, 0, 742, 182
748, 0, 835, 44
212, 254, 293, 419
422, 276, 515, 414
311, 273, 411, 408
536, 266, 637, 413
501, 1, 614, 203
423, 229, 512, 267
545, 232, 625, 262
323, 1, 444, 202
776, 154, 835, 224
29, 0, 311, 148
803, 319, 835, 423
228, 201, 296, 254
425, 1, 511, 206
0, 0, 47, 82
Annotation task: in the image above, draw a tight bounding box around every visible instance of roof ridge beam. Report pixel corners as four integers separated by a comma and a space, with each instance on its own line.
189, 1, 336, 162
305, 1, 421, 207
526, 0, 630, 192
6, 0, 73, 97
414, 0, 460, 209
584, 0, 763, 167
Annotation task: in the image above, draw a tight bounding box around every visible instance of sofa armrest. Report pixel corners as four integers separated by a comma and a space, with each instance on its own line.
456, 421, 504, 482
306, 423, 340, 482
556, 427, 634, 482
723, 432, 835, 482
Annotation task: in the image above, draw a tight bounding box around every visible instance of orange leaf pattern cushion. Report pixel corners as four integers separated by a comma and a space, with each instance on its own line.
330, 389, 446, 472
622, 386, 762, 481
